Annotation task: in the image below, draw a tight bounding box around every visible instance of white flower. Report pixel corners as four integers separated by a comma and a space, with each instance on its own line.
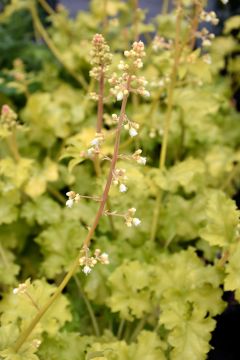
137, 156, 147, 165
221, 0, 228, 3
13, 283, 27, 295
133, 217, 141, 226
100, 252, 110, 264
66, 199, 74, 208
202, 39, 211, 47
118, 61, 125, 70
129, 128, 138, 137
91, 138, 99, 146
119, 184, 127, 192
82, 265, 91, 275
117, 91, 123, 101
87, 147, 94, 156
143, 90, 150, 97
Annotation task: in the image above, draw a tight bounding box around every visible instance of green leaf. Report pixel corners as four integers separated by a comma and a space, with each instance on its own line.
224, 242, 240, 296
0, 279, 72, 337
35, 220, 87, 278
21, 196, 61, 225
200, 190, 239, 247
107, 261, 152, 320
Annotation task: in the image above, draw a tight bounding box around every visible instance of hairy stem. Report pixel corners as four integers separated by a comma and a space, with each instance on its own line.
150, 1, 183, 243
30, 3, 88, 89
74, 275, 100, 336
13, 76, 131, 352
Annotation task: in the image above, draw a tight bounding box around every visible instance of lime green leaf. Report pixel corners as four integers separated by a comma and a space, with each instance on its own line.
200, 190, 239, 247
35, 220, 87, 278
0, 279, 72, 337
224, 243, 240, 296
21, 196, 61, 225
107, 261, 152, 320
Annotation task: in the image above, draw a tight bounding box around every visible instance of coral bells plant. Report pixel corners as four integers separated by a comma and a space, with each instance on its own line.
2, 36, 148, 357
0, 0, 240, 359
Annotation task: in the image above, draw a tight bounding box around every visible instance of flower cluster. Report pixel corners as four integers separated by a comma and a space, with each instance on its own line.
66, 191, 81, 208
125, 207, 141, 227
13, 282, 27, 295
79, 248, 109, 275
87, 132, 105, 157
112, 168, 128, 192
152, 35, 172, 52
132, 149, 147, 165
89, 34, 112, 81
196, 27, 215, 47
66, 191, 100, 208
109, 41, 150, 101
123, 116, 140, 137
111, 113, 140, 137
0, 105, 18, 131
104, 207, 141, 227
200, 10, 219, 25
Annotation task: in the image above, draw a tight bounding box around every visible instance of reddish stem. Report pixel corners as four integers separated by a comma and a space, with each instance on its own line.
83, 76, 131, 249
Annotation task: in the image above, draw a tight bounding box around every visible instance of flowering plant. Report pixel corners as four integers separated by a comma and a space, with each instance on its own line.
0, 0, 239, 359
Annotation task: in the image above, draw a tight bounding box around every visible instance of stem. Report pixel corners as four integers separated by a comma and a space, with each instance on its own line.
30, 3, 88, 90
94, 67, 116, 234
102, 0, 108, 34
162, 0, 169, 14
189, 1, 203, 50
74, 275, 100, 336
13, 77, 131, 352
150, 1, 183, 243
0, 244, 9, 268
6, 130, 20, 163
47, 184, 66, 204
129, 316, 147, 342
38, 0, 55, 15
117, 318, 125, 339
14, 257, 80, 352
132, 0, 139, 41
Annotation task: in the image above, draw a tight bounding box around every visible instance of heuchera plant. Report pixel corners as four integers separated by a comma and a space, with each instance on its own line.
0, 0, 240, 359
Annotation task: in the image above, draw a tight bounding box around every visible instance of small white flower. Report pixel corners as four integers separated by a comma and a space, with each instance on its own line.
83, 265, 91, 275
32, 339, 41, 349
202, 39, 211, 47
13, 288, 19, 295
221, 0, 228, 3
87, 147, 94, 156
137, 157, 147, 165
118, 61, 125, 70
66, 199, 74, 208
129, 128, 138, 137
143, 90, 150, 97
117, 91, 123, 101
100, 252, 110, 264
91, 138, 99, 146
133, 217, 141, 226
119, 184, 127, 193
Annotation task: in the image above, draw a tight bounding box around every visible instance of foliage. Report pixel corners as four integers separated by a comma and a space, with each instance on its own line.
0, 0, 239, 359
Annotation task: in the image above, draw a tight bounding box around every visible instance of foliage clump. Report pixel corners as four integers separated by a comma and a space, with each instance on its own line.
0, 0, 240, 359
